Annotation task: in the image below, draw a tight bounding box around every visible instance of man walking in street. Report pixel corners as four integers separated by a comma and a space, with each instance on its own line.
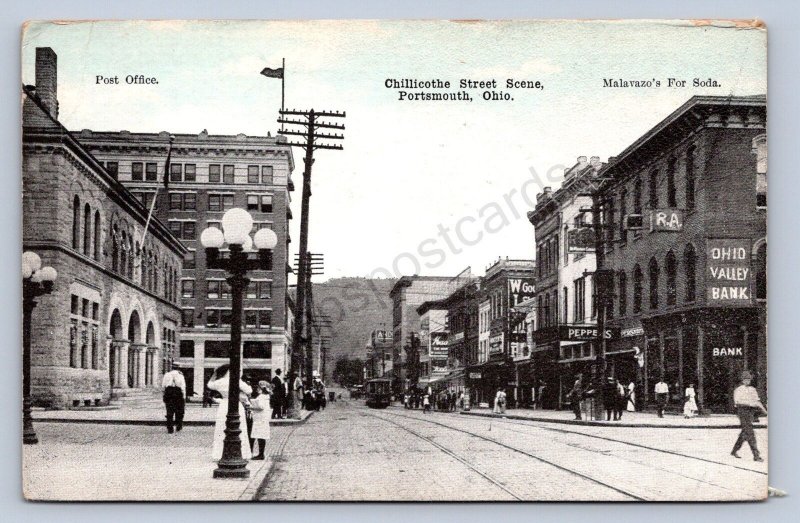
568, 375, 583, 420
271, 368, 286, 419
162, 367, 186, 434
731, 370, 767, 462
654, 377, 669, 418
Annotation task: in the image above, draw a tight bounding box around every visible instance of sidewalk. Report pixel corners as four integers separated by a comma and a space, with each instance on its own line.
23, 421, 294, 501
32, 402, 313, 426
458, 406, 767, 429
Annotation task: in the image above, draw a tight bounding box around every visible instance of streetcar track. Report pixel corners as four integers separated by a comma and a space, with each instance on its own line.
366, 412, 525, 501
482, 416, 768, 476
366, 408, 645, 501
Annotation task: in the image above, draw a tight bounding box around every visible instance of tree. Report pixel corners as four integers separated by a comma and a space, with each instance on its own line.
332, 356, 364, 388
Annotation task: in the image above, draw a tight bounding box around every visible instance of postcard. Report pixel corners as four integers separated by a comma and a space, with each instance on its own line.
21, 19, 767, 501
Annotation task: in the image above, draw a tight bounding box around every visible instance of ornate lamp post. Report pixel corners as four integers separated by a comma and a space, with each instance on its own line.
201, 208, 277, 479
22, 251, 57, 445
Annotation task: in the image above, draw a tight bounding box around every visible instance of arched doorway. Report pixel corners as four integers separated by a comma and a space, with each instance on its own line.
145, 321, 156, 387
127, 311, 141, 388
109, 309, 123, 387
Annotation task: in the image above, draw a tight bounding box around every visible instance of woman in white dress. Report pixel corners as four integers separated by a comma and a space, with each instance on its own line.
250, 381, 272, 460
627, 381, 636, 412
683, 383, 698, 418
207, 364, 252, 461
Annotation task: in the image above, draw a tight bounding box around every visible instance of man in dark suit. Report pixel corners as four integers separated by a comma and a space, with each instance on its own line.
271, 368, 286, 418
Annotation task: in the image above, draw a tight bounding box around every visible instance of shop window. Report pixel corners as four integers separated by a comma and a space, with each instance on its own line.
244, 341, 272, 359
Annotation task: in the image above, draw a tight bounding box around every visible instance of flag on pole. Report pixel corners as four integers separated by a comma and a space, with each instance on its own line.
260, 66, 284, 79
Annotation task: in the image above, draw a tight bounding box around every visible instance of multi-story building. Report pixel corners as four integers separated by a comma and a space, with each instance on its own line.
434, 279, 480, 393
365, 328, 393, 379
528, 157, 603, 409
415, 301, 448, 389
596, 95, 766, 413
477, 299, 491, 365
466, 258, 535, 407
23, 48, 186, 408
389, 276, 461, 391
76, 126, 294, 396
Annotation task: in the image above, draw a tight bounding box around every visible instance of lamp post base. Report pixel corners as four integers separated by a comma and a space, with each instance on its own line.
213, 458, 250, 479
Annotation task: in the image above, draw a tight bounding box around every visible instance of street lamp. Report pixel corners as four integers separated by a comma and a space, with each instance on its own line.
22, 251, 57, 445
201, 208, 277, 479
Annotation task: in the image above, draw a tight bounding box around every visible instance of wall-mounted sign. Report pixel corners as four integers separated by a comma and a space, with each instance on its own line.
706, 239, 753, 306
712, 346, 743, 357
559, 325, 620, 341
468, 372, 482, 379
620, 325, 645, 338
568, 227, 595, 253
650, 209, 684, 232
489, 333, 504, 354
430, 331, 448, 358
508, 278, 536, 307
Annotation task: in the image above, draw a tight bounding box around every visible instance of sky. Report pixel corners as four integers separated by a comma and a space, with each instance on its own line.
21, 20, 766, 282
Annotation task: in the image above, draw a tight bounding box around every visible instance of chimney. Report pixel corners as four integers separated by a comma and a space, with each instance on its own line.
590, 156, 601, 167
577, 156, 588, 167
35, 47, 58, 120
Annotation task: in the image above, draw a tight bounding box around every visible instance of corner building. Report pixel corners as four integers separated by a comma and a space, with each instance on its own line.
596, 95, 766, 413
23, 48, 186, 407
77, 130, 294, 396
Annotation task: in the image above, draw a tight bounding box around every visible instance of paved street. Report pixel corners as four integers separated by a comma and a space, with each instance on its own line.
258, 401, 768, 501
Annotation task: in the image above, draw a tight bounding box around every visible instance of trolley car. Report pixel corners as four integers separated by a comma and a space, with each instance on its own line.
364, 378, 392, 408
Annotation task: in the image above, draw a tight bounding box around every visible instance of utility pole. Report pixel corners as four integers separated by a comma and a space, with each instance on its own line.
278, 109, 345, 417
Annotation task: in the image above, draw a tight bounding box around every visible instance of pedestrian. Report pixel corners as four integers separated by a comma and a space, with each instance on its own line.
161, 366, 186, 434
602, 377, 617, 421
568, 375, 583, 420
626, 381, 636, 412
250, 381, 272, 460
731, 370, 767, 462
654, 378, 669, 418
683, 383, 698, 418
458, 391, 465, 410
244, 378, 256, 450
615, 379, 627, 421
271, 369, 286, 419
423, 394, 431, 413
207, 364, 252, 461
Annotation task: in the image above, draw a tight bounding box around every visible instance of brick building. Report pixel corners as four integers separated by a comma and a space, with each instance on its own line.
76, 129, 295, 396
466, 258, 536, 407
596, 95, 767, 413
389, 276, 461, 391
527, 157, 604, 409
415, 301, 448, 389
23, 48, 186, 408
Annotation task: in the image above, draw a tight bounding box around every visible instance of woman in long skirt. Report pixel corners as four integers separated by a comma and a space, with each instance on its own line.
249, 381, 272, 460
627, 381, 636, 412
683, 383, 698, 418
207, 364, 252, 461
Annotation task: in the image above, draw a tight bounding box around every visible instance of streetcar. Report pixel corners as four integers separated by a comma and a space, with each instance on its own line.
364, 378, 392, 408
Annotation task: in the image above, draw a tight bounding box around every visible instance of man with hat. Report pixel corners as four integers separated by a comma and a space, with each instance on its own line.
731, 370, 767, 462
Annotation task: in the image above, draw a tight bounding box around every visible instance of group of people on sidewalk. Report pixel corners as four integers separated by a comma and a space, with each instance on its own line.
404, 388, 464, 413
567, 374, 636, 422
164, 364, 331, 463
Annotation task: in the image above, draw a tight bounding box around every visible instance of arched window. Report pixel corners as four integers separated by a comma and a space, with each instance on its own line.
665, 250, 677, 306
93, 211, 100, 260
120, 231, 128, 277
685, 146, 696, 211
633, 264, 643, 313
127, 236, 134, 279
618, 271, 627, 316
111, 224, 119, 272
649, 257, 659, 310
667, 158, 677, 208
72, 196, 81, 250
135, 242, 141, 284
684, 244, 697, 302
649, 170, 659, 208
755, 241, 766, 300
83, 204, 91, 256
633, 177, 642, 214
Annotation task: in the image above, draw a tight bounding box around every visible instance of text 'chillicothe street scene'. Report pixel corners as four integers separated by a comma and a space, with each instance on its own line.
21, 30, 767, 502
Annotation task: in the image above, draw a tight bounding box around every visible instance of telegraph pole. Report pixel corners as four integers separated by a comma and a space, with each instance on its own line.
279, 109, 344, 417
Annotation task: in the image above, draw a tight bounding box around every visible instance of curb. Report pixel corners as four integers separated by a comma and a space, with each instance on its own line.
34, 410, 315, 427
459, 410, 767, 429
239, 459, 276, 501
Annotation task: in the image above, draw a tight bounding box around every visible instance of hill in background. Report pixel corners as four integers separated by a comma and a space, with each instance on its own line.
313, 277, 397, 362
